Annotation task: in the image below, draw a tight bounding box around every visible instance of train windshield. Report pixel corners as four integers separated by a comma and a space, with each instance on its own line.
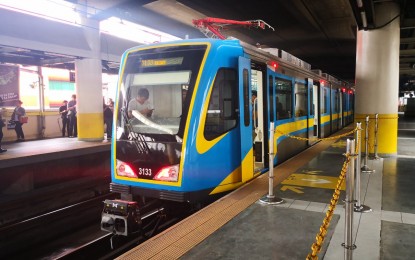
118, 45, 207, 139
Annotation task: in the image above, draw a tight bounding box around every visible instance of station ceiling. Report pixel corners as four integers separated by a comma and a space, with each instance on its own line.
1, 0, 415, 90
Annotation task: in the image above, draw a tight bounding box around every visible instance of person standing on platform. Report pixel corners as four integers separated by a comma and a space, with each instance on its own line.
104, 100, 114, 140
67, 94, 77, 138
0, 97, 7, 153
11, 99, 25, 142
59, 100, 69, 137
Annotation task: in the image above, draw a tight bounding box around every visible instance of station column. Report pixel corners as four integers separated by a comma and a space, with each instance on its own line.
354, 1, 400, 156
75, 15, 104, 141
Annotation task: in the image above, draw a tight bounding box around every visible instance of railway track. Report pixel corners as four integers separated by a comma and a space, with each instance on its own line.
53, 202, 195, 259
1, 190, 196, 260
0, 193, 116, 259
0, 175, 110, 226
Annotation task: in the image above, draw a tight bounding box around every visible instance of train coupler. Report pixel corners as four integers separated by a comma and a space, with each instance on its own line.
101, 199, 142, 236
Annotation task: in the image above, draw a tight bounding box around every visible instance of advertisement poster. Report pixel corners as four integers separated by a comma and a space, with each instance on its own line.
0, 64, 19, 106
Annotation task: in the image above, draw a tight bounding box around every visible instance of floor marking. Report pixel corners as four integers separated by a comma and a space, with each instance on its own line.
331, 140, 347, 148
282, 173, 345, 190
300, 170, 323, 175
280, 185, 304, 194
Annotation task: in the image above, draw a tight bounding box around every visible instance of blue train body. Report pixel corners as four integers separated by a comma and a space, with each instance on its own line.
108, 38, 354, 204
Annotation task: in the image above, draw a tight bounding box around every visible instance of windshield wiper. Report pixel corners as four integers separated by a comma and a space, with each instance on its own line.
121, 108, 151, 155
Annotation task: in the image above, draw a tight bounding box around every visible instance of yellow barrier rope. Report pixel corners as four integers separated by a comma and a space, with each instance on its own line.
276, 126, 358, 143
355, 116, 399, 120
277, 125, 359, 259
306, 155, 351, 260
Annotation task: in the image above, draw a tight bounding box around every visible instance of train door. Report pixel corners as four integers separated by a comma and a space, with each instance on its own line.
238, 57, 254, 182
252, 69, 264, 171
309, 80, 320, 143
307, 78, 317, 145
320, 85, 329, 137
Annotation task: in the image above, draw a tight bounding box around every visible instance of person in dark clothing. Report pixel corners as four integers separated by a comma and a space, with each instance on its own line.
11, 99, 25, 142
67, 94, 77, 137
0, 97, 6, 153
104, 100, 114, 140
59, 100, 69, 137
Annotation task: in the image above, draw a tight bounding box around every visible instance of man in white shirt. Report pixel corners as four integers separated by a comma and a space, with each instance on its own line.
128, 88, 154, 118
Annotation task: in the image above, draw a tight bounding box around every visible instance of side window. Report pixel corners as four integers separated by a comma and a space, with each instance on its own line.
275, 78, 292, 120
334, 90, 339, 113
269, 76, 274, 121
243, 69, 250, 126
204, 68, 238, 140
309, 86, 314, 116
322, 88, 328, 114
294, 83, 307, 117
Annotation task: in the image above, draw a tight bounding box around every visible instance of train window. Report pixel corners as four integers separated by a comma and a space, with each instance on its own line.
309, 86, 314, 116
269, 76, 274, 121
204, 68, 238, 140
294, 83, 307, 117
334, 90, 340, 113
243, 69, 250, 127
275, 78, 292, 120
322, 88, 328, 114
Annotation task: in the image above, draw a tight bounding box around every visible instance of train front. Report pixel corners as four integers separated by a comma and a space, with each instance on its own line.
111, 42, 210, 203
101, 42, 209, 235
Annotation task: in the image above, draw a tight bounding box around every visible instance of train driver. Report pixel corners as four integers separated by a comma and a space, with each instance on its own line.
128, 88, 154, 118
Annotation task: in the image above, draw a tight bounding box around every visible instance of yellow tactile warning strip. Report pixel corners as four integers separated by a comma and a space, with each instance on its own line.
117, 127, 353, 260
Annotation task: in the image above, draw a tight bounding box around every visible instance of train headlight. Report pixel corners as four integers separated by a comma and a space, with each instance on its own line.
153, 164, 179, 182
116, 160, 138, 178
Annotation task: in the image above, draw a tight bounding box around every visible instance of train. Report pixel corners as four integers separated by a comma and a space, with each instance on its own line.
100, 38, 354, 236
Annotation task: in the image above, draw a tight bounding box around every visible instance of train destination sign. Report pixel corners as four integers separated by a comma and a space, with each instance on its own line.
140, 57, 183, 68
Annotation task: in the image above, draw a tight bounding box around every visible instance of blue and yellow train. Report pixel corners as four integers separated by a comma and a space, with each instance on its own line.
101, 38, 354, 235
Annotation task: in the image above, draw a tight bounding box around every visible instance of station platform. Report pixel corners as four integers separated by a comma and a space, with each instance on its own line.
0, 137, 110, 196
118, 116, 415, 260
0, 137, 110, 169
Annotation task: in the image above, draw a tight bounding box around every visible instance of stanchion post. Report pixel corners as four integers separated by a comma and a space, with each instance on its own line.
354, 123, 372, 213
260, 122, 284, 205
361, 116, 374, 173
342, 139, 356, 259
370, 113, 381, 160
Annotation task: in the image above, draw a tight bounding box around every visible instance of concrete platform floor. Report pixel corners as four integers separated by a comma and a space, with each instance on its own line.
118, 117, 415, 260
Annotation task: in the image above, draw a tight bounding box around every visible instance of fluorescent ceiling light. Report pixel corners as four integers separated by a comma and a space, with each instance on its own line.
100, 17, 181, 44
0, 0, 81, 25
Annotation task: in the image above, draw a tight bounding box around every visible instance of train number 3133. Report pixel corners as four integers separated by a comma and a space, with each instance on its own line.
138, 168, 152, 176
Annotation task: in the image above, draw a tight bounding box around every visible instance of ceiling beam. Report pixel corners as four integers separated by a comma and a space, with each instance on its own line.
401, 37, 415, 44
400, 49, 415, 56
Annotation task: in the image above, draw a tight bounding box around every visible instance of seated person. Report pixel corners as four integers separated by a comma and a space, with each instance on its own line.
128, 88, 154, 118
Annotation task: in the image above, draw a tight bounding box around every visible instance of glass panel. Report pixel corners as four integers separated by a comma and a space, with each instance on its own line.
269, 76, 274, 121
243, 69, 250, 126
295, 83, 307, 117
310, 86, 314, 116
334, 90, 339, 113
322, 88, 328, 114
119, 45, 206, 137
204, 68, 237, 140
275, 78, 292, 119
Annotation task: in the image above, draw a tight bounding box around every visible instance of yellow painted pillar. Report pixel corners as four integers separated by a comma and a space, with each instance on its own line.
75, 59, 104, 141
355, 2, 400, 156
74, 13, 104, 141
